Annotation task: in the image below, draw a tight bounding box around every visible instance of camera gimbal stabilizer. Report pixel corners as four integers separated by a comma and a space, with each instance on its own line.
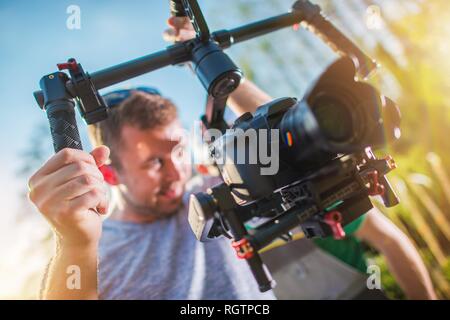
34, 0, 400, 292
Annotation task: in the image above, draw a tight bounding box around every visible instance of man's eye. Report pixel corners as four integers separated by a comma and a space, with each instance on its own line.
144, 158, 163, 170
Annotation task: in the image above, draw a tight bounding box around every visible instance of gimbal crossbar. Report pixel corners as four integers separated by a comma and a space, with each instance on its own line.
34, 0, 377, 151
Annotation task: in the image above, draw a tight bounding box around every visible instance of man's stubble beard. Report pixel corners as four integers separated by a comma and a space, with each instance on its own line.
120, 189, 184, 220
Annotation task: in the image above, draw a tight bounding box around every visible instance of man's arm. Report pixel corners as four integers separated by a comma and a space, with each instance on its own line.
355, 208, 437, 299
40, 242, 98, 300
28, 147, 110, 299
227, 79, 273, 116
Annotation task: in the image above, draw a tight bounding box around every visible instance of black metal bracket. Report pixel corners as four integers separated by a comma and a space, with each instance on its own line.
57, 58, 108, 125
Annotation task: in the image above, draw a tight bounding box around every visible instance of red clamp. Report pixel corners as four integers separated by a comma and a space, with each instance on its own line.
367, 170, 385, 196
231, 238, 254, 259
57, 58, 79, 73
324, 211, 346, 240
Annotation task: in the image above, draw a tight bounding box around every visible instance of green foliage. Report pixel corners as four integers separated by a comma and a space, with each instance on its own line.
371, 255, 406, 300
444, 259, 450, 283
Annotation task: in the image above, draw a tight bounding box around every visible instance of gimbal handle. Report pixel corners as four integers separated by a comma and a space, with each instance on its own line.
292, 0, 378, 79
38, 72, 83, 152
47, 103, 83, 153
211, 183, 276, 292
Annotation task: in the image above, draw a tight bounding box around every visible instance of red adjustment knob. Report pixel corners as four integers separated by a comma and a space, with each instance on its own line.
324, 211, 346, 240
57, 59, 79, 72
385, 155, 397, 170
231, 238, 254, 259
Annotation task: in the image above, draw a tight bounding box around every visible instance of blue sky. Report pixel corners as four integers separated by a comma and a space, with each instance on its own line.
0, 0, 213, 217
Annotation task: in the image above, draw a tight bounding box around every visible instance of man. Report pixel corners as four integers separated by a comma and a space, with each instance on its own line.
28, 17, 436, 300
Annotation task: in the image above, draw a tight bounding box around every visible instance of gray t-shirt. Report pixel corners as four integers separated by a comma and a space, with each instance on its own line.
98, 177, 275, 300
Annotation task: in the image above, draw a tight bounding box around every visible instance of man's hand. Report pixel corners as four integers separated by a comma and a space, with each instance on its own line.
28, 146, 110, 247
29, 146, 109, 299
163, 16, 196, 43
163, 16, 272, 116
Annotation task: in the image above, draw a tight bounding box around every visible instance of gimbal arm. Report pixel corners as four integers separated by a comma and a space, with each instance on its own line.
213, 0, 377, 78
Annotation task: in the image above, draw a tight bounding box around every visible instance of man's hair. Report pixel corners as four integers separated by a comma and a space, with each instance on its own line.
88, 91, 178, 169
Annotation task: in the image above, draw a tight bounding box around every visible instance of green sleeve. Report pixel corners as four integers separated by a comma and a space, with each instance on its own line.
312, 214, 368, 273
343, 214, 366, 235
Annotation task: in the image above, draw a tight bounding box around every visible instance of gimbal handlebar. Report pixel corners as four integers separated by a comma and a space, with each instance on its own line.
34, 0, 377, 152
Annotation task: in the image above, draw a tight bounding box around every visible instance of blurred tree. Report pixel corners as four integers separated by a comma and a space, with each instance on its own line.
12, 121, 53, 298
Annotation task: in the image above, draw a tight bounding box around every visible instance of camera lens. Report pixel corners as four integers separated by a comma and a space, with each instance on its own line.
312, 95, 354, 144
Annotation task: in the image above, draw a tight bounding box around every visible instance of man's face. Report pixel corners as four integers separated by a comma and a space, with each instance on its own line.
114, 120, 192, 218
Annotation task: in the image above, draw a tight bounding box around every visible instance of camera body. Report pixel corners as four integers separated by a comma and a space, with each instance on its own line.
210, 57, 399, 201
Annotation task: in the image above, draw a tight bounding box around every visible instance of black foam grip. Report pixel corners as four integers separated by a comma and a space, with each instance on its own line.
47, 106, 83, 153
306, 15, 377, 77
246, 253, 276, 292
170, 0, 186, 17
